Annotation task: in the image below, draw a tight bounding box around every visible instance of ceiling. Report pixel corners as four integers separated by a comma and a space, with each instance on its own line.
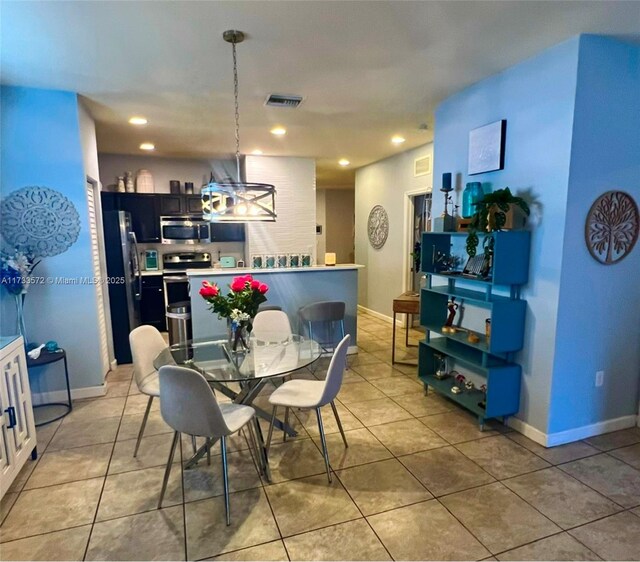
2, 1, 639, 188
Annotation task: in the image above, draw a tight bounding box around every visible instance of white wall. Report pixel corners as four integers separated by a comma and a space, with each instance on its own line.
355, 144, 433, 318
325, 190, 355, 264
78, 101, 100, 183
316, 189, 327, 260
245, 155, 316, 259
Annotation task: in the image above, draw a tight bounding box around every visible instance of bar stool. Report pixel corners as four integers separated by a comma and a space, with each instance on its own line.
299, 301, 346, 353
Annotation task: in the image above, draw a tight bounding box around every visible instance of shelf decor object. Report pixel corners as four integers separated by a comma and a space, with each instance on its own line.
433, 172, 457, 232
468, 119, 506, 175
367, 205, 389, 249
201, 30, 276, 223
585, 190, 638, 265
418, 230, 530, 429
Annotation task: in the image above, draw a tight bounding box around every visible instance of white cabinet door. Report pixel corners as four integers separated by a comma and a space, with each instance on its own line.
0, 366, 15, 484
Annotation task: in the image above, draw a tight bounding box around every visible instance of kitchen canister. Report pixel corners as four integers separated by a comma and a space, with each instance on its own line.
125, 171, 135, 193
136, 169, 154, 193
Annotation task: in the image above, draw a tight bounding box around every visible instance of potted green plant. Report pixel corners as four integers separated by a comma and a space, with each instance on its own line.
466, 187, 530, 256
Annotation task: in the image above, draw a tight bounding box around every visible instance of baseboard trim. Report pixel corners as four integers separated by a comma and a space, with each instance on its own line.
357, 305, 403, 326
31, 384, 107, 405
508, 414, 639, 447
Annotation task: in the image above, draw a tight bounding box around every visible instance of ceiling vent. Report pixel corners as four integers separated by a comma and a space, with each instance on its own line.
265, 94, 304, 108
414, 155, 432, 177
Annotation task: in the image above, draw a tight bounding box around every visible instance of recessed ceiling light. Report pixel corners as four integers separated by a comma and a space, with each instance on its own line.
270, 127, 287, 136
339, 159, 350, 166
252, 149, 263, 155
391, 135, 406, 145
129, 116, 148, 125
139, 142, 155, 151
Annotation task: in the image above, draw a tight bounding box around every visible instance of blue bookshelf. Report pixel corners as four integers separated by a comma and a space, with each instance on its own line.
418, 230, 530, 427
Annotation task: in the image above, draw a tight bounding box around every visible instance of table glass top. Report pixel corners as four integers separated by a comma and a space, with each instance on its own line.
153, 334, 322, 383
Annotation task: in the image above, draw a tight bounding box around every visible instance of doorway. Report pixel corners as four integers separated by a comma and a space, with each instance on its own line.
407, 191, 432, 292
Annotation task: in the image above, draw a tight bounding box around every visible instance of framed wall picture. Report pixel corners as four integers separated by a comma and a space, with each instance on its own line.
468, 119, 506, 175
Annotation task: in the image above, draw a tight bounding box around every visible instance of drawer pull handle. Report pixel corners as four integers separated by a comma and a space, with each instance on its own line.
5, 406, 16, 429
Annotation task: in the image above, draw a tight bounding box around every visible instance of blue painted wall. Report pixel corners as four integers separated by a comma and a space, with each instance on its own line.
432, 37, 581, 433
550, 36, 640, 433
0, 86, 104, 393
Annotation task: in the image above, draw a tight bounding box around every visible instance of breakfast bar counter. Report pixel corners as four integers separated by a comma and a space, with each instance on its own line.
188, 265, 364, 351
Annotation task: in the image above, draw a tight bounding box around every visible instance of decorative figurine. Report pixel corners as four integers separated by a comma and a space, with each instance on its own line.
434, 353, 449, 379
464, 379, 475, 391
442, 297, 459, 333
433, 173, 457, 232
467, 330, 480, 344
479, 384, 488, 410
455, 373, 466, 387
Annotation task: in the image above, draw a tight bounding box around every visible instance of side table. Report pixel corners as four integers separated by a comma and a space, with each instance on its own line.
27, 349, 72, 426
392, 291, 420, 365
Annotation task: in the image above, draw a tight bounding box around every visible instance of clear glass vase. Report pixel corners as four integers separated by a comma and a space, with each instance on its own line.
15, 293, 27, 344
227, 319, 251, 353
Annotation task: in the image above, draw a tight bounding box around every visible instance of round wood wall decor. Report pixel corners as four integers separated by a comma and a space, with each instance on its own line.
585, 190, 638, 265
367, 205, 389, 249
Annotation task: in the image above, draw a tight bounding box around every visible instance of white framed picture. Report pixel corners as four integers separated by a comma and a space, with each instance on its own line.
468, 120, 506, 175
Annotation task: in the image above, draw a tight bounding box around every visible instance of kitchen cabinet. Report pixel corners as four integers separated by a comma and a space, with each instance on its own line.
185, 195, 204, 214
0, 336, 37, 499
140, 275, 166, 331
211, 223, 245, 242
159, 195, 184, 216
111, 193, 161, 243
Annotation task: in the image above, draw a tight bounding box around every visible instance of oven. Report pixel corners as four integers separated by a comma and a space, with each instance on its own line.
160, 216, 211, 245
162, 252, 211, 310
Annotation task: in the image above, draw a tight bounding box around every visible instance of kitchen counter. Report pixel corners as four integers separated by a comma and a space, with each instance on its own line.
189, 264, 364, 353
141, 270, 163, 276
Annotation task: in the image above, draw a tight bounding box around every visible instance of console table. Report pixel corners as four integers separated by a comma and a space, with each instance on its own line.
392, 291, 420, 365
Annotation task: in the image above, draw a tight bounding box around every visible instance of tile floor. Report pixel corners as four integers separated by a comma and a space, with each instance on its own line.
2, 311, 640, 560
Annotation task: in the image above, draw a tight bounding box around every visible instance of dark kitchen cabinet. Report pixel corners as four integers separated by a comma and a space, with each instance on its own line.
211, 223, 246, 242
159, 195, 184, 216
116, 194, 161, 242
140, 275, 166, 331
185, 195, 204, 215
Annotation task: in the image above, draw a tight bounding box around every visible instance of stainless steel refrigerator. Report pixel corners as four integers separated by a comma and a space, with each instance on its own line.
103, 210, 141, 364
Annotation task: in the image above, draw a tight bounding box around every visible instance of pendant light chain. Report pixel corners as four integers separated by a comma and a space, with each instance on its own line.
231, 39, 241, 181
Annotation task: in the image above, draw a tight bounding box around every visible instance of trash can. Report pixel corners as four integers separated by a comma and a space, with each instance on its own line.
166, 301, 192, 346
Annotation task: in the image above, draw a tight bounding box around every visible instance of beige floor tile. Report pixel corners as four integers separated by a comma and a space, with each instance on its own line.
34, 419, 62, 453
391, 392, 454, 417
357, 339, 391, 353
312, 428, 392, 470
24, 442, 113, 489
104, 380, 131, 398
337, 458, 432, 515
0, 478, 103, 542
0, 525, 92, 561
64, 397, 126, 422
559, 453, 640, 508
345, 397, 413, 426
568, 511, 640, 561
7, 458, 38, 492
284, 518, 391, 561
368, 499, 490, 560
440, 482, 561, 554
124, 393, 161, 416
369, 418, 447, 456
370, 377, 424, 397
350, 363, 405, 381
419, 410, 498, 444
584, 427, 640, 451
506, 433, 599, 465
608, 442, 640, 469
496, 533, 601, 561
336, 381, 387, 404
87, 505, 185, 561
108, 432, 180, 475
456, 435, 550, 479
0, 492, 18, 525
183, 448, 262, 502
370, 350, 394, 364
294, 402, 364, 437
264, 437, 327, 483
348, 352, 384, 368
399, 446, 495, 496
211, 540, 289, 561
186, 488, 280, 559
503, 467, 620, 529
107, 365, 134, 381
48, 416, 120, 451
393, 363, 419, 376
96, 465, 183, 521
116, 408, 172, 441
265, 473, 360, 537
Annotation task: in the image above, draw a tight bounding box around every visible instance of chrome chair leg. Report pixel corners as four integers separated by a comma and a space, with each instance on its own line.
133, 395, 153, 457
241, 427, 262, 476
253, 417, 272, 482
206, 437, 211, 466
283, 407, 290, 442
266, 405, 277, 453
220, 435, 230, 526
330, 401, 348, 448
316, 408, 332, 483
158, 430, 179, 509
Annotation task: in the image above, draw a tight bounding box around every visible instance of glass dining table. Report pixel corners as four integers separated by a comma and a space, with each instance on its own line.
153, 333, 323, 481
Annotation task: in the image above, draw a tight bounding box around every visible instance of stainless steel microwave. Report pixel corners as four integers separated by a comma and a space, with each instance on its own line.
160, 216, 211, 245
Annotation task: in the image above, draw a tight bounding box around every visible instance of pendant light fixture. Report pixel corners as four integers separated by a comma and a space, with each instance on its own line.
202, 30, 277, 222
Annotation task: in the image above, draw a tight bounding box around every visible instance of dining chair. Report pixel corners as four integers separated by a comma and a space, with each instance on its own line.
252, 310, 292, 341
299, 301, 346, 353
157, 365, 258, 525
266, 334, 350, 483
129, 325, 167, 457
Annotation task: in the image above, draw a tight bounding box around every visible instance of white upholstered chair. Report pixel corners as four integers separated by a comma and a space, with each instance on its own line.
157, 365, 258, 525
252, 310, 293, 342
266, 334, 350, 482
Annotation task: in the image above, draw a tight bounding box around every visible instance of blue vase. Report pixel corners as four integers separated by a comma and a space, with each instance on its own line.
462, 182, 484, 219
